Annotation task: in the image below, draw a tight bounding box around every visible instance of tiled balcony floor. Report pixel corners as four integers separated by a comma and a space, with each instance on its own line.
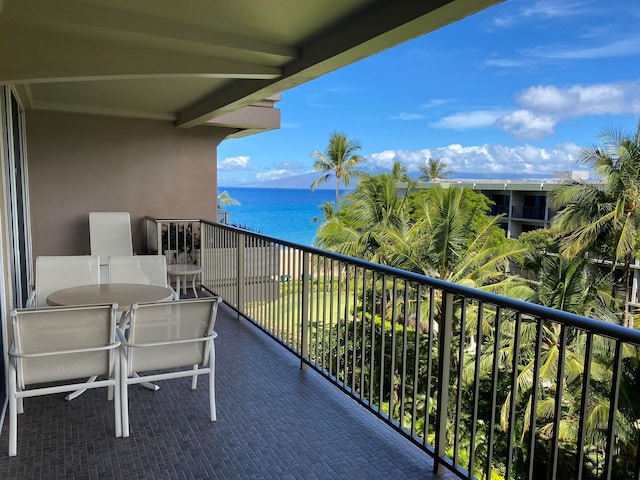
0, 301, 442, 479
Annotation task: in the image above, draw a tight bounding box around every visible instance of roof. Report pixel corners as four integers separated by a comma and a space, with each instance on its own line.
1, 0, 502, 135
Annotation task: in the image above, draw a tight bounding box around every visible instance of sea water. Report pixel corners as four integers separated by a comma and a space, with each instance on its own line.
219, 187, 337, 246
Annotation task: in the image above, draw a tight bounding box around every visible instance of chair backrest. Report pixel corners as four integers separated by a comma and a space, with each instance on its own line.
10, 304, 118, 386
89, 212, 133, 264
90, 212, 134, 283
109, 255, 169, 287
34, 256, 101, 307
125, 297, 221, 373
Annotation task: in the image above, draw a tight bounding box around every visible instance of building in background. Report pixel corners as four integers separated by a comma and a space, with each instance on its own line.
404, 171, 592, 238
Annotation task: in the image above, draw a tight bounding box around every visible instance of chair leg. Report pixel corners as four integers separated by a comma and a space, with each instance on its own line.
120, 349, 130, 438
191, 364, 198, 390
209, 341, 216, 422
191, 274, 198, 298
114, 353, 122, 438
8, 364, 18, 457
65, 375, 97, 401
135, 372, 160, 391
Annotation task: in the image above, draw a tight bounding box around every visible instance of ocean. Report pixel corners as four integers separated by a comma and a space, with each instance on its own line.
219, 187, 338, 246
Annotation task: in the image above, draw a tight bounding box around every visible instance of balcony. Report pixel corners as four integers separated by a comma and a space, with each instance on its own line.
490, 204, 510, 216
1, 217, 639, 479
511, 205, 548, 220
0, 216, 638, 478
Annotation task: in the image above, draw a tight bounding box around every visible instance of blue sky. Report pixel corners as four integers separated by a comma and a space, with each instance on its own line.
217, 0, 640, 187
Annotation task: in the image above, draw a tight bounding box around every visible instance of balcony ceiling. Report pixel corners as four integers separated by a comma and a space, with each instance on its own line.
0, 0, 502, 128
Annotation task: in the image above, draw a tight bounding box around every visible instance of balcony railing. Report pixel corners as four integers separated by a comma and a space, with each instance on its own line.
490, 204, 509, 216
145, 217, 201, 265
511, 205, 548, 220
217, 210, 229, 225
146, 217, 640, 480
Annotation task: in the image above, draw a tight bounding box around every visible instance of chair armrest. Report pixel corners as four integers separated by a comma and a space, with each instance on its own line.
9, 341, 121, 358
121, 333, 216, 349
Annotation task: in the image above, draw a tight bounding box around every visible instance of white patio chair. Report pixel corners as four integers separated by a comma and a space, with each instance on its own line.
89, 212, 134, 283
27, 255, 101, 308
108, 255, 178, 300
7, 303, 121, 456
118, 297, 222, 437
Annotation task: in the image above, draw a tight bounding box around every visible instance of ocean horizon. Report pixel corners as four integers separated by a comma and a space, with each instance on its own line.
219, 187, 338, 246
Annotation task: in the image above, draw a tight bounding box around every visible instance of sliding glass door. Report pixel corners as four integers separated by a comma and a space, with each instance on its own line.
1, 86, 33, 403
4, 87, 31, 309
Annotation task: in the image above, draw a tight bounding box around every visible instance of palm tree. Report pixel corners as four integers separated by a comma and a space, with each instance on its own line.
394, 186, 525, 291
495, 254, 627, 477
312, 201, 336, 224
317, 178, 524, 293
418, 158, 453, 181
390, 160, 411, 182
314, 172, 408, 260
310, 131, 365, 208
549, 121, 640, 327
217, 190, 241, 208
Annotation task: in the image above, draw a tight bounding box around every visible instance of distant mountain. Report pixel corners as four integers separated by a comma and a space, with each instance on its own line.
228, 170, 554, 189
237, 172, 339, 189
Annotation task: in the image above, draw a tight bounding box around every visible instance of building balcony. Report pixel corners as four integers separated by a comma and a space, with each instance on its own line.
510, 205, 548, 220
490, 204, 510, 216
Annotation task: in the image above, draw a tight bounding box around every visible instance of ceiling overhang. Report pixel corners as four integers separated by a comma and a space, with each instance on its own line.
0, 0, 503, 135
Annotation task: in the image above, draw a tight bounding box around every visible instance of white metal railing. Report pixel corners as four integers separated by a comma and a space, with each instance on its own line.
144, 217, 201, 266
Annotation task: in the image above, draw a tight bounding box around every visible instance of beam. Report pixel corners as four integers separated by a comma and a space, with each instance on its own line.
3, 0, 298, 61
0, 27, 282, 84
176, 0, 503, 128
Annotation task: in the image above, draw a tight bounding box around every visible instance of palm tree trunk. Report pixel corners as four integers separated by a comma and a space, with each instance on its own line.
623, 254, 632, 328
335, 176, 340, 209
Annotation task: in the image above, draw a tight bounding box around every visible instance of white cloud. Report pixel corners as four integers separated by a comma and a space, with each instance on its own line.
524, 82, 637, 116
493, 1, 596, 27
363, 143, 580, 177
389, 112, 425, 121
485, 57, 528, 68
421, 98, 451, 109
430, 110, 505, 129
432, 81, 640, 140
495, 110, 557, 140
516, 86, 576, 113
499, 82, 640, 139
527, 36, 640, 60
218, 156, 251, 170
367, 150, 428, 171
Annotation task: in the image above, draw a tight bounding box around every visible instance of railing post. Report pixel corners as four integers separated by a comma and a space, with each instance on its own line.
156, 222, 162, 256
300, 250, 310, 370
434, 291, 454, 475
237, 233, 245, 320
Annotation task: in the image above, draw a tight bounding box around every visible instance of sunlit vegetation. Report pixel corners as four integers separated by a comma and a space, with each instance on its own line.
300, 123, 640, 479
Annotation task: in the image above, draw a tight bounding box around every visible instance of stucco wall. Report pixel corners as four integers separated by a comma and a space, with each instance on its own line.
26, 111, 232, 258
